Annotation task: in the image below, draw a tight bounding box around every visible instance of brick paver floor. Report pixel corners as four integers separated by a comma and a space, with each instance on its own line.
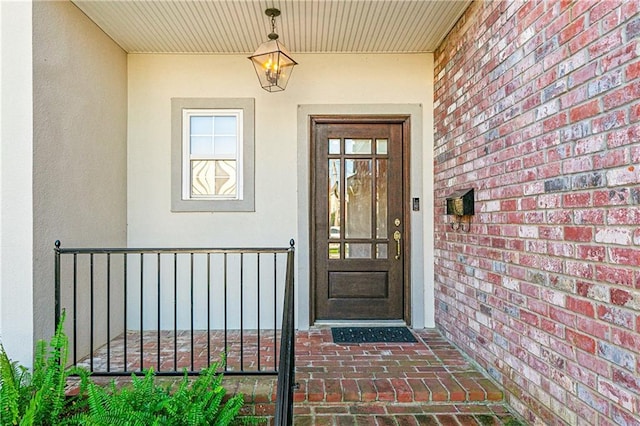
69, 327, 523, 424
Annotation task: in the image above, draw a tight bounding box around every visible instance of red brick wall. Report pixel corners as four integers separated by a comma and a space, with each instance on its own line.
433, 1, 639, 424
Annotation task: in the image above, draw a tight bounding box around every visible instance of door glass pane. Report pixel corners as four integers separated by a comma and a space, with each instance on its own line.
345, 139, 372, 154
345, 243, 371, 259
376, 244, 388, 259
329, 243, 340, 259
328, 159, 341, 238
345, 160, 372, 238
329, 139, 341, 154
376, 159, 388, 239
376, 139, 388, 154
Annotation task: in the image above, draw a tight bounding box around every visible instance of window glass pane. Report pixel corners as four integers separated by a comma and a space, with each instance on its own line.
214, 136, 237, 156
345, 139, 372, 154
191, 136, 214, 155
376, 139, 388, 154
329, 243, 340, 259
329, 159, 341, 239
376, 244, 388, 259
345, 159, 372, 239
191, 160, 237, 197
345, 243, 371, 259
329, 139, 341, 154
190, 116, 213, 134
214, 116, 237, 135
215, 161, 237, 195
376, 159, 388, 239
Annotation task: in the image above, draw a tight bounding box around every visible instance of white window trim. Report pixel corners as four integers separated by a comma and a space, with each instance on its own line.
171, 98, 255, 212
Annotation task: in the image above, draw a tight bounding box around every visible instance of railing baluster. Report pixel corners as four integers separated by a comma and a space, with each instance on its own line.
190, 252, 194, 372
124, 253, 128, 372
207, 253, 211, 368
157, 253, 161, 371
54, 241, 61, 333
257, 253, 261, 371
107, 253, 111, 373
140, 253, 144, 371
90, 253, 94, 372
173, 253, 177, 371
240, 253, 244, 371
224, 252, 228, 371
273, 252, 278, 371
73, 252, 78, 367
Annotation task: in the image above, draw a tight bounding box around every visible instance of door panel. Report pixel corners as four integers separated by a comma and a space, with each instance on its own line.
312, 120, 405, 321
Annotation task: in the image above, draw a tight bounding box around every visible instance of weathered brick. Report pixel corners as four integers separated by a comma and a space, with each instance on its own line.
602, 81, 640, 110
597, 305, 635, 329
569, 99, 600, 122
602, 41, 639, 73
564, 226, 593, 242
576, 384, 609, 415
587, 70, 622, 98
611, 328, 640, 353
608, 247, 640, 267
598, 380, 636, 411
597, 342, 635, 371
592, 110, 626, 134
588, 30, 624, 59
595, 227, 632, 245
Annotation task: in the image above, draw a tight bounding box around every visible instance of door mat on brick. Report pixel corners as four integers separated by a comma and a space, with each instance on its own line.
331, 327, 417, 344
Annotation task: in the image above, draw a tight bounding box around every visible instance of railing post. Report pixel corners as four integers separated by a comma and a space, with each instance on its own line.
54, 240, 61, 330
275, 239, 296, 426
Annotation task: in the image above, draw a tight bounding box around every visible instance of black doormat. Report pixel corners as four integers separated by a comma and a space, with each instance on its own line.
331, 327, 417, 344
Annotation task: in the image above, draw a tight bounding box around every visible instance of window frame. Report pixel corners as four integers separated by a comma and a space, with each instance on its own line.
171, 98, 255, 212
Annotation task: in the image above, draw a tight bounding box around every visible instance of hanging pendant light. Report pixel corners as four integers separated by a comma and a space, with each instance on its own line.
248, 8, 298, 92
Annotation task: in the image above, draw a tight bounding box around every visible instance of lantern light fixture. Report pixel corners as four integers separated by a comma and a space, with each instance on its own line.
248, 8, 298, 92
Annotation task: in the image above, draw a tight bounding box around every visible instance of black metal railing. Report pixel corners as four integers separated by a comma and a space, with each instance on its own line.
274, 239, 296, 426
54, 240, 295, 378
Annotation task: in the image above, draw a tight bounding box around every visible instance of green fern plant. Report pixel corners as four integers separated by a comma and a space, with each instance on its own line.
76, 361, 252, 425
1, 313, 258, 425
0, 311, 82, 425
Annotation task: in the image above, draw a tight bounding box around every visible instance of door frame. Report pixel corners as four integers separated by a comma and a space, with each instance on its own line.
309, 114, 412, 325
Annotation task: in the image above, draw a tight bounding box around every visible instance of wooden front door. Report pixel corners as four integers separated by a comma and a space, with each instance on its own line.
311, 117, 408, 322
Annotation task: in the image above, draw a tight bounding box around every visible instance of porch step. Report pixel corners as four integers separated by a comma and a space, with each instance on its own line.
225, 374, 502, 408
225, 375, 503, 420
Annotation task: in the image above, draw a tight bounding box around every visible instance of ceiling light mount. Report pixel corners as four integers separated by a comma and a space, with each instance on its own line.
248, 8, 298, 92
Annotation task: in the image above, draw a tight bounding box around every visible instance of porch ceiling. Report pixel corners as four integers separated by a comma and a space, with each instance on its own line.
70, 0, 471, 54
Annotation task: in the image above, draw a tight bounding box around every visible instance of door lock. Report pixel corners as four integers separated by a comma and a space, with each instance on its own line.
394, 218, 401, 227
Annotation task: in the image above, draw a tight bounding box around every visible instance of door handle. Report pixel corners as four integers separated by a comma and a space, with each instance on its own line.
393, 231, 401, 260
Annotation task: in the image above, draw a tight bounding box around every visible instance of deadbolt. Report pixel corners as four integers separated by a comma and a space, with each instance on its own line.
394, 218, 401, 227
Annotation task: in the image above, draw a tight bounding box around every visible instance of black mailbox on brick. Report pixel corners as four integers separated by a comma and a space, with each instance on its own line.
446, 188, 474, 216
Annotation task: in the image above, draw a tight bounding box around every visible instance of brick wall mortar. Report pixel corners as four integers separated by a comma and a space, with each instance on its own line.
434, 0, 640, 424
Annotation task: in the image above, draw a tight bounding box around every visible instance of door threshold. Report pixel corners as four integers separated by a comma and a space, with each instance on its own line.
313, 319, 407, 328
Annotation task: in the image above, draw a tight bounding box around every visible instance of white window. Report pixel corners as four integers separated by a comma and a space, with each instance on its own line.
182, 109, 243, 200
172, 98, 254, 212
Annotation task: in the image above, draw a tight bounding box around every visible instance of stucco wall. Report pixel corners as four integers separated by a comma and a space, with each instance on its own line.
0, 0, 34, 365
128, 53, 434, 329
32, 1, 128, 345
434, 0, 639, 423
